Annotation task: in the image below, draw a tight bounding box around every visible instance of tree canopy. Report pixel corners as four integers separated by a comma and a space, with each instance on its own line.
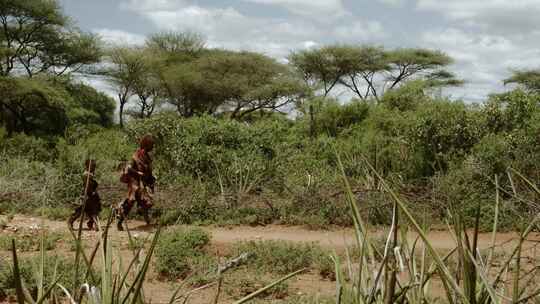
289, 45, 462, 101
0, 0, 101, 77
504, 69, 540, 93
159, 49, 309, 118
101, 38, 309, 121
0, 0, 111, 137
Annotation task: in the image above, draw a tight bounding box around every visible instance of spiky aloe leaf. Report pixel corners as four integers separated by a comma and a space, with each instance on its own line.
124, 226, 162, 304
361, 158, 470, 304
11, 239, 25, 304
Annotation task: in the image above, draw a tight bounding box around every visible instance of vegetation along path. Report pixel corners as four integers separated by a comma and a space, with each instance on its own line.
5, 214, 540, 254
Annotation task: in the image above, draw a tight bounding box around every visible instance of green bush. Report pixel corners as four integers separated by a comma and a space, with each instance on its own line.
409, 100, 483, 173
0, 157, 66, 213
280, 188, 352, 228
0, 133, 55, 162
224, 270, 290, 299
233, 240, 333, 279
126, 114, 287, 191
300, 97, 370, 137
155, 227, 213, 280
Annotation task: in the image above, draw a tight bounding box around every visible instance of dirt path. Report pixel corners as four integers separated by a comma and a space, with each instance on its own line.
5, 214, 540, 253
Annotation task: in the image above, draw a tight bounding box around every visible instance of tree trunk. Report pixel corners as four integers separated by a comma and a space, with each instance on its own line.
309, 104, 315, 138
119, 100, 125, 128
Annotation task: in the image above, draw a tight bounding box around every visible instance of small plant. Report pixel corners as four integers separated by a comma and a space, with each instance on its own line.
0, 231, 64, 251
35, 207, 73, 221
225, 270, 290, 300
0, 252, 92, 300
0, 216, 8, 229
233, 240, 333, 278
155, 227, 213, 280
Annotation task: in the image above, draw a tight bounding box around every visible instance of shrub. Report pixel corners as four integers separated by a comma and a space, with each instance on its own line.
155, 227, 213, 280
409, 100, 483, 173
300, 97, 370, 137
0, 133, 55, 162
233, 240, 333, 279
126, 114, 288, 191
280, 188, 352, 228
0, 157, 67, 213
224, 270, 290, 300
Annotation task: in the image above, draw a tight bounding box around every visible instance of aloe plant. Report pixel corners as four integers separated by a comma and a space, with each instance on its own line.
332, 151, 540, 304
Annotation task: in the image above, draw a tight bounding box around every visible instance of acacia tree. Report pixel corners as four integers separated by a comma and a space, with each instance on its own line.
289, 46, 356, 97
289, 45, 461, 101
159, 50, 309, 118
338, 46, 389, 100
146, 31, 206, 58
0, 76, 70, 134
101, 47, 150, 127
129, 71, 162, 119
0, 0, 101, 77
0, 0, 109, 136
504, 69, 540, 93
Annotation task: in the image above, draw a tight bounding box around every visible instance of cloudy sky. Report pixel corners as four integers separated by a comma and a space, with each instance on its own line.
59, 0, 540, 102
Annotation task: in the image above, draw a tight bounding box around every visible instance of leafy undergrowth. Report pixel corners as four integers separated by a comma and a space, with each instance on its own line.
224, 270, 290, 300
0, 231, 64, 252
232, 240, 335, 280
155, 227, 215, 280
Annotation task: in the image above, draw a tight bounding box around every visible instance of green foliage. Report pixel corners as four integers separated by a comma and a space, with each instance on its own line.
0, 254, 93, 300
0, 132, 54, 161
224, 270, 290, 300
281, 187, 352, 228
0, 76, 72, 136
159, 49, 308, 117
0, 232, 63, 251
0, 76, 113, 137
409, 99, 483, 172
380, 80, 430, 112
63, 81, 116, 127
304, 97, 371, 137
127, 114, 284, 186
481, 89, 540, 133
289, 44, 458, 99
434, 163, 516, 231
0, 157, 64, 212
155, 227, 213, 280
233, 240, 333, 278
35, 206, 73, 220
504, 69, 540, 93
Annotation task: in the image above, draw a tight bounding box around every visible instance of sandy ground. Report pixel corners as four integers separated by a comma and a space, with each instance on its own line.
1, 214, 540, 303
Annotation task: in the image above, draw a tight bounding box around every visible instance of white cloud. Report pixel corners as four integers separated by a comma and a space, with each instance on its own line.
139, 5, 291, 57
93, 28, 146, 46
413, 0, 540, 101
419, 27, 540, 101
118, 0, 385, 59
378, 0, 405, 7
416, 0, 540, 34
119, 0, 186, 11
303, 41, 318, 49
242, 0, 345, 17
333, 20, 386, 41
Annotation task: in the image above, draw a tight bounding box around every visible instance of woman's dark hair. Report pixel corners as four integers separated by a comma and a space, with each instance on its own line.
139, 134, 155, 151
